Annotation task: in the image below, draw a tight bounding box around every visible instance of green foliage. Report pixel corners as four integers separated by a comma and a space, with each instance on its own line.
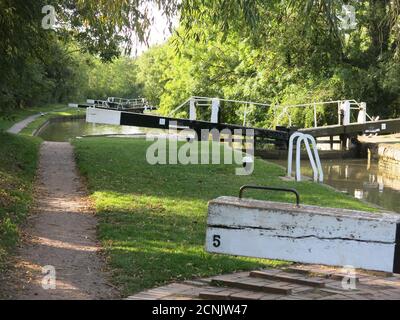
136, 0, 400, 128
2, 1, 400, 125
0, 0, 178, 114
85, 56, 142, 100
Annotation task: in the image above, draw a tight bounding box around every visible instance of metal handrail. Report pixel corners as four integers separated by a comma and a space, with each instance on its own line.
239, 185, 300, 207
273, 100, 361, 109
168, 96, 271, 117
288, 132, 323, 183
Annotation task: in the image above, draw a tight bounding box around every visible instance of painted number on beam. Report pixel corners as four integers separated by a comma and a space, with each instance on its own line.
213, 235, 221, 248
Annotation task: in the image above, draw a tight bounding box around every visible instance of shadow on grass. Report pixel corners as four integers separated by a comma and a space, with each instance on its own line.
73, 137, 375, 295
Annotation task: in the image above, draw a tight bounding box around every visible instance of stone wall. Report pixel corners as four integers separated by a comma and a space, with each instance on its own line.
378, 144, 400, 179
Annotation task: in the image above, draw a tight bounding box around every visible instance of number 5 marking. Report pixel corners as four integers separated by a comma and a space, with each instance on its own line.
213, 235, 221, 248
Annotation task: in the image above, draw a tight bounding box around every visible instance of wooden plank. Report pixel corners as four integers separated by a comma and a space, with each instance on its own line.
206, 197, 400, 273
249, 270, 326, 288
207, 197, 399, 243
85, 107, 289, 142
301, 118, 400, 138
211, 279, 292, 295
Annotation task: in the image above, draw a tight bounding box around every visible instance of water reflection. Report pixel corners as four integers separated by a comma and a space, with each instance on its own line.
38, 119, 145, 142
272, 159, 400, 212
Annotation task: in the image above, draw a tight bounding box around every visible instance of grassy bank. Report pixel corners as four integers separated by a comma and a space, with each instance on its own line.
73, 137, 374, 295
0, 104, 79, 272
0, 133, 41, 270
0, 104, 67, 132
19, 108, 85, 136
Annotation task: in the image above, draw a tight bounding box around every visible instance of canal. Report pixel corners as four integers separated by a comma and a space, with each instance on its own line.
38, 118, 144, 141
271, 158, 400, 213
38, 118, 400, 212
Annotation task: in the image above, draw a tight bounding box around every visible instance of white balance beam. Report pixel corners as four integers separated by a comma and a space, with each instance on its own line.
86, 107, 121, 126
206, 196, 400, 273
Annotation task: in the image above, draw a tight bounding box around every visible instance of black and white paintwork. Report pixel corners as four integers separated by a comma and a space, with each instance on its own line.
85, 107, 289, 142
206, 196, 400, 273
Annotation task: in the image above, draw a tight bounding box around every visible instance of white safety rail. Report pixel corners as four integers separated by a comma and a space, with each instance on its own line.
168, 96, 374, 131
168, 96, 271, 126
288, 132, 324, 182
86, 97, 151, 111
273, 100, 373, 128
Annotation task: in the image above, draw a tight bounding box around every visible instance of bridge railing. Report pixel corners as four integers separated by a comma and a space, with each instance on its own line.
168, 96, 271, 126
272, 100, 372, 128
168, 96, 373, 130
86, 97, 150, 110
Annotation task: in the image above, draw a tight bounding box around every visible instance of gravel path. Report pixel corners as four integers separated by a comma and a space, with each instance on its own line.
10, 142, 118, 300
6, 114, 44, 134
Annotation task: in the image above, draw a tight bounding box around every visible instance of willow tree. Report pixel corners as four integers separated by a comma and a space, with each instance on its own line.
1, 0, 399, 115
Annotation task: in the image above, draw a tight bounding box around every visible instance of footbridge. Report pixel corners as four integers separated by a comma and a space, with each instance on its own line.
69, 97, 156, 113
272, 100, 400, 149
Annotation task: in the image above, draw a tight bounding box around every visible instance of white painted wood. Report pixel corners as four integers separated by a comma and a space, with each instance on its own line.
341, 100, 351, 125
357, 102, 367, 124
86, 107, 121, 126
206, 227, 396, 272
87, 99, 95, 104
68, 103, 78, 108
211, 98, 220, 123
206, 197, 400, 272
189, 99, 197, 121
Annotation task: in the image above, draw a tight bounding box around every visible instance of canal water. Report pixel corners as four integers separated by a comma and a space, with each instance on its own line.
38, 119, 400, 213
38, 118, 144, 141
272, 159, 400, 213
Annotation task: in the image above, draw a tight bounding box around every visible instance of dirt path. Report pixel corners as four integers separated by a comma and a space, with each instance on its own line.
10, 142, 118, 300
6, 114, 44, 134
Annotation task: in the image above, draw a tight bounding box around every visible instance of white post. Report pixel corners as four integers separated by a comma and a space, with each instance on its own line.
189, 98, 197, 120
211, 98, 220, 124
287, 108, 292, 127
357, 102, 367, 124
341, 100, 351, 125
313, 104, 318, 128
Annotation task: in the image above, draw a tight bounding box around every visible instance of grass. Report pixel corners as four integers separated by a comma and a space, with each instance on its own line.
73, 137, 375, 295
0, 133, 41, 270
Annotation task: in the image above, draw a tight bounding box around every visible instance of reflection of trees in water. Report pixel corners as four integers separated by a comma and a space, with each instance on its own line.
86, 122, 141, 135
296, 159, 400, 212
39, 120, 144, 141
